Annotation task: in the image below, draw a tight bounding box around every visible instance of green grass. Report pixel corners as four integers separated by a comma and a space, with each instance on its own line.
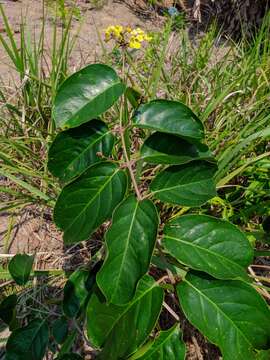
0, 3, 80, 213
119, 14, 270, 229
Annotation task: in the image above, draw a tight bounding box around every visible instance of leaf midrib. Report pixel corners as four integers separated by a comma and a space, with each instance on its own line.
64, 166, 119, 233
134, 122, 202, 140
21, 256, 32, 284
19, 319, 47, 354
145, 325, 178, 357
107, 280, 160, 341
61, 129, 111, 177
152, 175, 213, 194
183, 279, 253, 353
164, 235, 247, 278
110, 200, 140, 302
57, 80, 123, 128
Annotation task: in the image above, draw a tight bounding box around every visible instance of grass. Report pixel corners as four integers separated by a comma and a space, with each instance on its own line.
0, 3, 81, 215
119, 14, 270, 229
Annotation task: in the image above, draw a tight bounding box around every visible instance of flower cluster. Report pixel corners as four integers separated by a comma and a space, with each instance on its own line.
104, 25, 152, 49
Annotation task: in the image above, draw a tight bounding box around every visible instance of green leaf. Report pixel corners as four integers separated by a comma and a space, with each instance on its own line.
54, 162, 128, 244
52, 316, 69, 344
58, 330, 77, 357
48, 119, 115, 183
177, 272, 270, 360
130, 324, 186, 360
53, 64, 125, 129
133, 100, 204, 141
256, 350, 270, 359
63, 268, 95, 318
6, 318, 49, 360
86, 287, 123, 348
150, 161, 217, 206
125, 87, 141, 109
141, 132, 214, 165
163, 215, 253, 281
8, 254, 34, 285
57, 354, 83, 360
87, 275, 164, 355
97, 195, 159, 305
0, 294, 17, 328
151, 255, 184, 277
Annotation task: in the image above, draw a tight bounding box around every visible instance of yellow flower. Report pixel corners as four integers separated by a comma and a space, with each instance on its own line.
104, 25, 123, 42
136, 34, 145, 42
114, 25, 123, 38
131, 28, 144, 36
104, 25, 152, 49
129, 38, 141, 49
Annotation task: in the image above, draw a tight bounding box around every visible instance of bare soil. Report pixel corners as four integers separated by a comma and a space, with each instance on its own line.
0, 0, 156, 80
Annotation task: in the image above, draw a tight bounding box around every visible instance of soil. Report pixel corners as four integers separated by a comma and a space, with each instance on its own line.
0, 0, 156, 80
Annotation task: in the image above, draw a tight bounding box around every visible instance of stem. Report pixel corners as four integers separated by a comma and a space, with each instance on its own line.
248, 266, 270, 301
120, 51, 142, 201
73, 319, 94, 350
163, 301, 180, 321
125, 50, 151, 97
120, 129, 142, 200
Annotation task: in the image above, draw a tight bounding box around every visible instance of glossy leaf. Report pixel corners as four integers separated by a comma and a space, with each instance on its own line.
177, 272, 270, 360
58, 330, 77, 358
52, 317, 69, 344
163, 215, 253, 281
48, 119, 114, 182
8, 253, 34, 285
133, 100, 204, 141
87, 287, 123, 348
54, 162, 128, 244
97, 195, 159, 305
150, 161, 217, 206
53, 64, 125, 129
131, 324, 186, 360
87, 275, 163, 355
63, 268, 94, 318
125, 87, 141, 109
6, 318, 49, 360
0, 294, 17, 328
141, 132, 214, 165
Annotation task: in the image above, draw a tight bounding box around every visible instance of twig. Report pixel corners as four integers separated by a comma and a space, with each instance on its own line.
163, 301, 179, 321
250, 264, 270, 270
191, 335, 204, 360
255, 286, 270, 301
248, 266, 270, 299
156, 275, 170, 284
119, 52, 142, 201
120, 128, 142, 200
73, 320, 94, 351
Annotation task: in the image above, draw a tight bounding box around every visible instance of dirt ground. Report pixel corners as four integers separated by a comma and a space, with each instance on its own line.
0, 0, 156, 79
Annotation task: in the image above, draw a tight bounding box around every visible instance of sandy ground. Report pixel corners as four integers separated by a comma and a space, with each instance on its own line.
0, 0, 155, 79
